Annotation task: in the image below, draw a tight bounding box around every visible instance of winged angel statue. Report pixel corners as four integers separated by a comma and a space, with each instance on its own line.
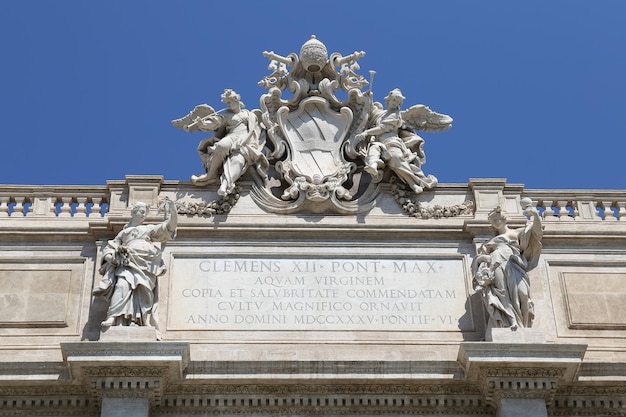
172, 37, 454, 215
356, 88, 452, 194
172, 89, 267, 196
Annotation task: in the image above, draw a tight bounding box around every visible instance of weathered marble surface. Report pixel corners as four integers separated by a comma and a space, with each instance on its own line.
0, 176, 625, 416
1, 35, 625, 416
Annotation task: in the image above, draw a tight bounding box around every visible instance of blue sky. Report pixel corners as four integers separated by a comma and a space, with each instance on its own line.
1, 2, 624, 190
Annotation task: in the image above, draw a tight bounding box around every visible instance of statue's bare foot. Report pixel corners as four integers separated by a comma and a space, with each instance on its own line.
191, 174, 212, 186
364, 164, 383, 182
364, 164, 377, 176
101, 317, 115, 328
412, 185, 423, 194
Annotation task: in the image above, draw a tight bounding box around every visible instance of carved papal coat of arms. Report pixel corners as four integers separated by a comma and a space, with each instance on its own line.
173, 36, 457, 215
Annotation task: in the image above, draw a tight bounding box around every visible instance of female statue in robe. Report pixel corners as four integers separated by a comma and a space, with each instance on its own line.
93, 199, 177, 337
472, 201, 543, 332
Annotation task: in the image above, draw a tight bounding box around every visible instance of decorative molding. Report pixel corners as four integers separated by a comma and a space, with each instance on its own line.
478, 366, 564, 406
165, 382, 482, 396
551, 385, 626, 416
160, 383, 490, 416
186, 360, 462, 378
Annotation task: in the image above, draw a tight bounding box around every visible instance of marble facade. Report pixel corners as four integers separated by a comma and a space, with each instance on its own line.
0, 177, 625, 416
1, 37, 626, 417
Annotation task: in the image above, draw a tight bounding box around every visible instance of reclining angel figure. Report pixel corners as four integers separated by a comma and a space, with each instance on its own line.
355, 88, 452, 194
172, 89, 267, 196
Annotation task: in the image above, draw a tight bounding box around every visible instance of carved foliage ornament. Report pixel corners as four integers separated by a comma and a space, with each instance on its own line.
173, 36, 453, 215
390, 178, 474, 219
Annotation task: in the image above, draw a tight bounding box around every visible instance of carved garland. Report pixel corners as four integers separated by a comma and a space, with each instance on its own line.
175, 186, 241, 217
390, 178, 475, 219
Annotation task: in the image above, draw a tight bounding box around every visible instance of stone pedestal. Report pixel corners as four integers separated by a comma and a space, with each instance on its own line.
488, 327, 546, 343
99, 325, 158, 342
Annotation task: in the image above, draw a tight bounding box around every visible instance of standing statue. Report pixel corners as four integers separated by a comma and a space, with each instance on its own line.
172, 89, 267, 196
472, 199, 543, 334
355, 88, 452, 194
93, 199, 177, 337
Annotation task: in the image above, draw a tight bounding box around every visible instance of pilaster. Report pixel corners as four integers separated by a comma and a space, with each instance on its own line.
468, 178, 507, 220
106, 175, 164, 216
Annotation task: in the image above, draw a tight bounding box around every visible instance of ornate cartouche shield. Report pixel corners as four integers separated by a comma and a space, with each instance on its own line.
275, 97, 354, 202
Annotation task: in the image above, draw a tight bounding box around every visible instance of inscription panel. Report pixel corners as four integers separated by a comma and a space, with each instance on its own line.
167, 257, 472, 331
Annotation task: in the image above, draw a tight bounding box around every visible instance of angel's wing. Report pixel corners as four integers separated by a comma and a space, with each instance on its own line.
401, 104, 453, 133
171, 104, 216, 133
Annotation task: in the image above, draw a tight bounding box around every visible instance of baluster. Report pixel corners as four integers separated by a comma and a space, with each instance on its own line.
534, 200, 546, 219
557, 200, 574, 221
542, 199, 558, 221
75, 197, 88, 217
617, 201, 626, 221
0, 196, 9, 217
58, 196, 72, 218
50, 197, 60, 217
12, 197, 25, 217
92, 197, 103, 217
601, 201, 618, 221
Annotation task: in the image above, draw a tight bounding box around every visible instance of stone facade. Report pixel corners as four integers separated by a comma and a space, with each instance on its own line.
0, 176, 625, 416
2, 36, 626, 417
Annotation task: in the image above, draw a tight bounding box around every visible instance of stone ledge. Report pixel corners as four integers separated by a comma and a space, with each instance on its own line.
61, 342, 190, 382
458, 342, 587, 408
458, 342, 587, 382
60, 341, 190, 410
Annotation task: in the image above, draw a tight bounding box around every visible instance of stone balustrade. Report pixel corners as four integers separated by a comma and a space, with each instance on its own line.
523, 189, 626, 221
0, 185, 109, 218
0, 178, 625, 222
